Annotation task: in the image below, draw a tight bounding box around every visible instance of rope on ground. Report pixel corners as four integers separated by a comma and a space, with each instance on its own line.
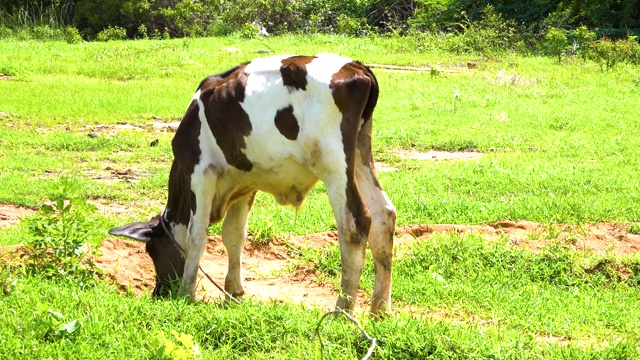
199, 265, 242, 305
315, 309, 377, 360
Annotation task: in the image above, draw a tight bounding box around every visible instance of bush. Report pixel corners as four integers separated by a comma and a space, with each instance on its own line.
544, 27, 568, 62
63, 26, 82, 43
571, 25, 596, 60
96, 25, 127, 41
19, 179, 101, 288
449, 5, 524, 54
75, 0, 152, 39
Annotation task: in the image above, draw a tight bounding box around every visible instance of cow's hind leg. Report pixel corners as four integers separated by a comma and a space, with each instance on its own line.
221, 191, 256, 298
320, 136, 372, 312
356, 120, 396, 317
325, 177, 371, 313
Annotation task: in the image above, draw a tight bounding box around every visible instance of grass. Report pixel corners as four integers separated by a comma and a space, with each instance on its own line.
1, 34, 640, 358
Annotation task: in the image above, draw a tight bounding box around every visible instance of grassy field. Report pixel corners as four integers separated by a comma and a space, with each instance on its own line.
1, 35, 640, 358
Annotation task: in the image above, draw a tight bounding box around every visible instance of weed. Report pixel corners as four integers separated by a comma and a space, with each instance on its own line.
0, 266, 16, 296
628, 222, 640, 235
544, 223, 563, 240
96, 26, 127, 42
544, 27, 568, 63
34, 303, 81, 342
151, 330, 201, 360
19, 179, 102, 287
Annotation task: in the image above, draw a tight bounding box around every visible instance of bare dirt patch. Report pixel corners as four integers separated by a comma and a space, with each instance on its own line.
78, 120, 181, 137
375, 149, 482, 172
2, 208, 638, 312
394, 149, 482, 162
92, 221, 640, 314
96, 235, 341, 310
0, 204, 35, 229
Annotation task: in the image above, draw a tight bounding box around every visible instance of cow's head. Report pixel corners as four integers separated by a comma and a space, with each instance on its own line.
108, 215, 185, 297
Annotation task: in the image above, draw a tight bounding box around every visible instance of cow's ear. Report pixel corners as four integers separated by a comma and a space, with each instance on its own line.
109, 221, 155, 242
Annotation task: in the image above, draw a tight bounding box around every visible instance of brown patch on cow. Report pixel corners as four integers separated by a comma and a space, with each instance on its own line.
167, 100, 202, 226
331, 62, 378, 241
274, 105, 300, 140
280, 56, 314, 91
200, 65, 254, 172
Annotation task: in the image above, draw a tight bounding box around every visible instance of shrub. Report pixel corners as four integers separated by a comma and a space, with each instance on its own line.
0, 26, 12, 38
96, 25, 127, 41
572, 25, 596, 60
75, 0, 152, 39
544, 27, 569, 62
613, 35, 640, 65
19, 179, 101, 288
63, 26, 82, 43
589, 38, 618, 70
453, 5, 524, 54
155, 0, 213, 38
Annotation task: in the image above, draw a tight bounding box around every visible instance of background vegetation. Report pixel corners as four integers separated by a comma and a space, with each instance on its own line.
1, 0, 639, 40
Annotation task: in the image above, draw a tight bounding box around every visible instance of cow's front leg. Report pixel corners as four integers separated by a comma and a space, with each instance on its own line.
221, 191, 256, 298
180, 171, 216, 298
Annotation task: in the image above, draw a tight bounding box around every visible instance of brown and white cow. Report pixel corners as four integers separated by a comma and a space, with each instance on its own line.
109, 54, 396, 316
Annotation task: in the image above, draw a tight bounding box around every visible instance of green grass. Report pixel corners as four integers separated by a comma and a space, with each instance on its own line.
1, 34, 640, 358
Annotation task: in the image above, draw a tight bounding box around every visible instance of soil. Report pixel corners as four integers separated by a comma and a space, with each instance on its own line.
0, 204, 35, 228
1, 203, 639, 313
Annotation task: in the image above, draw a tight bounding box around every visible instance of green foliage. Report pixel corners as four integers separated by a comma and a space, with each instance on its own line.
0, 267, 16, 296
454, 5, 524, 54
628, 222, 640, 235
156, 0, 212, 38
19, 179, 101, 287
75, 0, 151, 39
544, 27, 568, 63
63, 26, 82, 43
151, 330, 201, 360
33, 303, 82, 342
589, 38, 619, 71
410, 0, 456, 32
96, 25, 128, 41
572, 25, 597, 60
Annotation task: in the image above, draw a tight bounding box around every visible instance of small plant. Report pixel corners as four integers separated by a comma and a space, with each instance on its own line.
34, 303, 81, 342
544, 223, 564, 240
151, 330, 201, 360
544, 27, 568, 63
20, 179, 101, 287
628, 222, 640, 235
0, 266, 16, 296
63, 27, 83, 44
96, 26, 127, 41
572, 25, 596, 60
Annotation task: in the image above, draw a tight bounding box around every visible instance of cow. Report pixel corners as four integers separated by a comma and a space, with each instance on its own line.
108, 53, 396, 316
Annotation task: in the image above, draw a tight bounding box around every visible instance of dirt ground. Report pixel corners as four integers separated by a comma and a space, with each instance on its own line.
2, 203, 639, 313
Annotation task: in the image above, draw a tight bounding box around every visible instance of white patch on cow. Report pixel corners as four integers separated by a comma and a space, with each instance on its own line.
244, 54, 293, 74
240, 54, 350, 181
170, 223, 188, 251
306, 53, 352, 84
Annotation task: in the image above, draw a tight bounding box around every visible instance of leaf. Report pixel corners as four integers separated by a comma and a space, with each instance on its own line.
59, 319, 79, 334
175, 332, 194, 348
172, 348, 188, 360
40, 204, 55, 213
47, 309, 64, 319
